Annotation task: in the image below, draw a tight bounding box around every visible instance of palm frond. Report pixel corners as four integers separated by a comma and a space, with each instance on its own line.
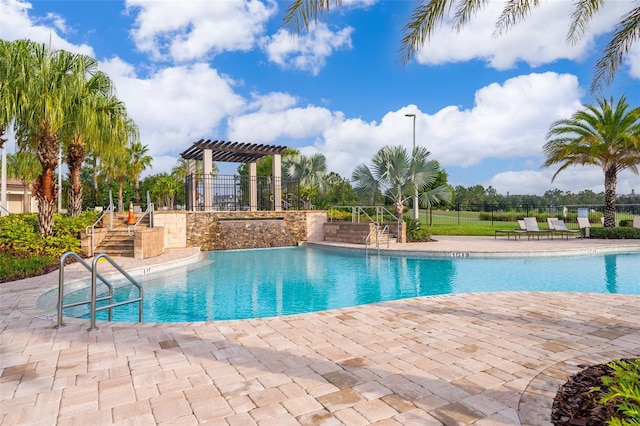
567, 0, 604, 45
399, 0, 455, 65
494, 0, 538, 37
591, 6, 640, 93
283, 0, 342, 32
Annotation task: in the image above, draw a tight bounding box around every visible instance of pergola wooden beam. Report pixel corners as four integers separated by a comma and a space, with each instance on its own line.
180, 139, 288, 163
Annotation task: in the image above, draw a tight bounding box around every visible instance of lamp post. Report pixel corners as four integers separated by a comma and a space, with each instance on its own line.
404, 113, 418, 220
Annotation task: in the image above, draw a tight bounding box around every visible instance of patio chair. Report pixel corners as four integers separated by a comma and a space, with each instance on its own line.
523, 217, 553, 239
633, 215, 640, 229
577, 217, 591, 237
550, 218, 581, 239
494, 220, 527, 239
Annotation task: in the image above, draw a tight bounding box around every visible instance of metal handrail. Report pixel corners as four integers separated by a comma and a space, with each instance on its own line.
0, 204, 10, 216
56, 252, 143, 331
56, 252, 114, 328
128, 191, 155, 235
86, 191, 114, 256
364, 224, 390, 254
89, 254, 143, 330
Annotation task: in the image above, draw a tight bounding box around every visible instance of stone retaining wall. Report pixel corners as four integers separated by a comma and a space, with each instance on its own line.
154, 210, 326, 251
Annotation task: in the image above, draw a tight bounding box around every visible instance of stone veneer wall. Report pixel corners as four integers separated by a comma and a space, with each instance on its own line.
154, 210, 320, 250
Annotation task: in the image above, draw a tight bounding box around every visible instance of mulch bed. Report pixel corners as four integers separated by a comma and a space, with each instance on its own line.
551, 359, 637, 425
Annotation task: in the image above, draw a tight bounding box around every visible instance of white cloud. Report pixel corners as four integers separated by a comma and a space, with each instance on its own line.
228, 105, 338, 143
414, 1, 633, 70
0, 0, 94, 56
126, 0, 277, 62
261, 22, 353, 75
305, 72, 583, 180
100, 59, 246, 161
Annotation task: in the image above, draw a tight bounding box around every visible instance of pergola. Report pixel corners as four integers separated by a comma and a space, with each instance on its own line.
180, 139, 288, 211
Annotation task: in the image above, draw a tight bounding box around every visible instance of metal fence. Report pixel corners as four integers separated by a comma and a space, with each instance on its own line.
184, 174, 301, 211
428, 203, 640, 226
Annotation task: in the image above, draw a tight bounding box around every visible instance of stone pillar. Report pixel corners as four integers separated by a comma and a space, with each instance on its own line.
273, 154, 282, 211
203, 149, 213, 211
249, 162, 257, 211
188, 159, 197, 211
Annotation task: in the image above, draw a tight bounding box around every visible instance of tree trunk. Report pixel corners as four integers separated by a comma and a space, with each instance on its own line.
33, 127, 59, 236
394, 201, 404, 220
22, 182, 30, 213
93, 159, 99, 207
67, 136, 85, 217
118, 179, 124, 212
135, 175, 140, 204
603, 166, 617, 228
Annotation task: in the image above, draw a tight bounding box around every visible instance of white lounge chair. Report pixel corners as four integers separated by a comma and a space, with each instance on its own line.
577, 217, 591, 237
550, 219, 581, 238
633, 215, 640, 229
523, 217, 553, 239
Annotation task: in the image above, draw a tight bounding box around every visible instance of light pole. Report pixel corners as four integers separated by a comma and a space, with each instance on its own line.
405, 113, 418, 220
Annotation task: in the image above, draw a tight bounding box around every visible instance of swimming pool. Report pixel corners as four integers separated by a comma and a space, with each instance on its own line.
60, 245, 640, 322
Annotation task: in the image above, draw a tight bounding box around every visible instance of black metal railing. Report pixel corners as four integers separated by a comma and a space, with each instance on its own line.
184, 174, 301, 211
428, 203, 640, 226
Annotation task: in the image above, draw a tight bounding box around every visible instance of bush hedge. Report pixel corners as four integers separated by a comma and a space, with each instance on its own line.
588, 226, 640, 239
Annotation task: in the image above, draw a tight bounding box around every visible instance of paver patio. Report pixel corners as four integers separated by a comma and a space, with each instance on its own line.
1, 237, 639, 425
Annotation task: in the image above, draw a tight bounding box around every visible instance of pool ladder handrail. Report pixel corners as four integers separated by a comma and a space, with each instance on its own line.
56, 252, 143, 331
365, 224, 390, 254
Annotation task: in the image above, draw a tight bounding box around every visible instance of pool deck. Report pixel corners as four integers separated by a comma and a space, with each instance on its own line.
1, 236, 639, 425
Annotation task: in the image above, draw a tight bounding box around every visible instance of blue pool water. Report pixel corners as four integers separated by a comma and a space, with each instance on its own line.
66, 246, 640, 322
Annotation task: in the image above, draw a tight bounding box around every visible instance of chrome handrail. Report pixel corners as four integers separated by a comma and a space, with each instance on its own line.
0, 204, 10, 216
128, 191, 155, 235
56, 252, 114, 328
89, 254, 143, 330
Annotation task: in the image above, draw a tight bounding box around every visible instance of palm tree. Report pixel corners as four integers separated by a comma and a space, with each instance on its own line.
352, 145, 451, 219
61, 70, 126, 216
7, 151, 41, 213
283, 153, 327, 188
284, 0, 639, 92
128, 142, 153, 204
543, 96, 640, 228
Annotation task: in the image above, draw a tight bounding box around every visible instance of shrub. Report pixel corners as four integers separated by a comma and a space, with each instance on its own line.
404, 218, 432, 242
619, 219, 632, 227
598, 359, 640, 426
326, 208, 353, 221
588, 227, 640, 239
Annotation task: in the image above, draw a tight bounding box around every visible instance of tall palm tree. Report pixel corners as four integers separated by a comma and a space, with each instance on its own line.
352, 145, 451, 219
102, 144, 131, 212
128, 141, 153, 204
61, 69, 125, 216
7, 151, 41, 213
543, 96, 640, 228
284, 0, 639, 92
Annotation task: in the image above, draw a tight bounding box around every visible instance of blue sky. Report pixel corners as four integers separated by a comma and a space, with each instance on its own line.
1, 0, 639, 195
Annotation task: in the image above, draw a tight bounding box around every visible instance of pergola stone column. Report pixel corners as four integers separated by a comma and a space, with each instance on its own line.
272, 154, 282, 211
188, 159, 197, 211
180, 140, 288, 212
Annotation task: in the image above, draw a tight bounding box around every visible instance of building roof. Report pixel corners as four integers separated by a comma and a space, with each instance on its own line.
180, 139, 288, 163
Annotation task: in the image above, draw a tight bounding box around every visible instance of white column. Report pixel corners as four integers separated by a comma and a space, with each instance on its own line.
249, 162, 257, 211
188, 159, 197, 211
203, 149, 213, 211
272, 154, 282, 211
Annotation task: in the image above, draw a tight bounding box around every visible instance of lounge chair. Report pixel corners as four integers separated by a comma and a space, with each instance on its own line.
494, 220, 527, 239
577, 217, 591, 237
550, 218, 581, 239
633, 215, 640, 229
523, 217, 553, 239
